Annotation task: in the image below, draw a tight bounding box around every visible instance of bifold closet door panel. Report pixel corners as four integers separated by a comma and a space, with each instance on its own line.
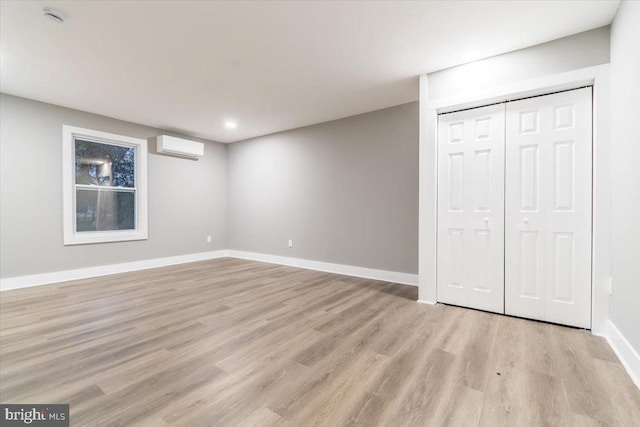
505, 87, 592, 328
437, 103, 505, 314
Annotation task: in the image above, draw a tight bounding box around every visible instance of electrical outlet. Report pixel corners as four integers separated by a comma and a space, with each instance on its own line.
607, 276, 613, 295
206, 236, 212, 243
288, 239, 293, 248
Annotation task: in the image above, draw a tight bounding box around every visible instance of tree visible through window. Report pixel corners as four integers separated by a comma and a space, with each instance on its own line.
63, 126, 148, 245
75, 139, 136, 232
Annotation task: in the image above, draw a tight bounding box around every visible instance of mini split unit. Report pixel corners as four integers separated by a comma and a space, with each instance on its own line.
155, 135, 204, 159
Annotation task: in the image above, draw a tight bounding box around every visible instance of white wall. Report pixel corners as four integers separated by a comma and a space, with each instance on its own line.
609, 0, 640, 355
0, 94, 228, 279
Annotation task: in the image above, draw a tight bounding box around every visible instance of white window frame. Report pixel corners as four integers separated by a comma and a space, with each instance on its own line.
62, 125, 148, 245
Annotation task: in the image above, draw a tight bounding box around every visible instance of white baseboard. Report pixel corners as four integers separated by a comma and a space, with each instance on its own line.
604, 320, 640, 390
0, 250, 229, 291
417, 299, 436, 305
4, 249, 636, 391
227, 250, 418, 286
1, 249, 418, 291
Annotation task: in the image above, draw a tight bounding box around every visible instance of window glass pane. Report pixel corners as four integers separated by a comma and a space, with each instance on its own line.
76, 189, 135, 232
75, 139, 135, 187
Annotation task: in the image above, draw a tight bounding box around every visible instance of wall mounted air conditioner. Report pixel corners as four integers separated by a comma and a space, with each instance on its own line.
155, 135, 204, 159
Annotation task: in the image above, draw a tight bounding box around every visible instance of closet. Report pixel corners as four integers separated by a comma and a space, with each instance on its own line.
436, 87, 592, 328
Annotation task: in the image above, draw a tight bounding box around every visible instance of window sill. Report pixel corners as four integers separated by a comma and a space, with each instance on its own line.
63, 230, 148, 246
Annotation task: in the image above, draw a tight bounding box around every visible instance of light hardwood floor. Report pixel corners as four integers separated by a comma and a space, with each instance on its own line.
1, 258, 639, 426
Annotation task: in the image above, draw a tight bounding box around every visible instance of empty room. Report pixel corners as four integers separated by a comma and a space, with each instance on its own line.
1, 0, 639, 425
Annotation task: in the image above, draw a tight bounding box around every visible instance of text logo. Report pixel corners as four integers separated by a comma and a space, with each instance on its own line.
0, 405, 69, 426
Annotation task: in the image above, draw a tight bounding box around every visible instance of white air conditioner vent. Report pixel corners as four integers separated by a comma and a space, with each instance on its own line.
155, 135, 204, 159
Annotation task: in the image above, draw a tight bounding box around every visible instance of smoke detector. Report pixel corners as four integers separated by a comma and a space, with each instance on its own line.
42, 7, 64, 23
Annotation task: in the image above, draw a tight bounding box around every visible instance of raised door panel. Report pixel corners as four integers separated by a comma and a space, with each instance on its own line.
505, 107, 546, 320
437, 104, 505, 313
505, 87, 592, 328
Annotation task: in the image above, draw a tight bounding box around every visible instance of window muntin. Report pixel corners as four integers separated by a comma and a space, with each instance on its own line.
63, 126, 147, 245
74, 139, 136, 232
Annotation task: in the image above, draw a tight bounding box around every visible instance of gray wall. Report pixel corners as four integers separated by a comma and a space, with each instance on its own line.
427, 26, 610, 100
609, 1, 640, 354
0, 26, 612, 283
0, 94, 227, 278
227, 102, 419, 274
419, 26, 612, 304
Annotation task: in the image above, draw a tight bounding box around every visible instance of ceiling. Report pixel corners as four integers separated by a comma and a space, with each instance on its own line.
0, 1, 619, 143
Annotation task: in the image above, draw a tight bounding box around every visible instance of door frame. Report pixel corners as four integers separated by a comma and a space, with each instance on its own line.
418, 64, 611, 334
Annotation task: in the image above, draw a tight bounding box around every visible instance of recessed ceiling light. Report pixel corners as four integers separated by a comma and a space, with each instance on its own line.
42, 7, 64, 23
225, 121, 237, 129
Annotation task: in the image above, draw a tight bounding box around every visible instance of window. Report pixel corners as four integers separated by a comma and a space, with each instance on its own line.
63, 125, 148, 245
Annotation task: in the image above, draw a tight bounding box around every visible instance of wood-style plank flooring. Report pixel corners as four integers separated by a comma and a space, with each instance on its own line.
1, 258, 639, 426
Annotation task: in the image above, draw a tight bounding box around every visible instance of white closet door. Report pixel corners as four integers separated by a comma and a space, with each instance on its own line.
437, 104, 505, 314
505, 87, 592, 328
